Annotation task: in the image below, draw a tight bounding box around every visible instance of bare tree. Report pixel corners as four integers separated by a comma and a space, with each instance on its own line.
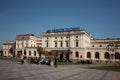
37, 46, 45, 57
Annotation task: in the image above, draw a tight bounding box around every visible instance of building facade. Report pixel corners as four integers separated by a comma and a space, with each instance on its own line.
42, 28, 120, 63
3, 34, 42, 58
2, 29, 120, 63
3, 41, 15, 57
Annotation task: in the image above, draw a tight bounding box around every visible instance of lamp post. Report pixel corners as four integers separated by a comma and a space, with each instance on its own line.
106, 42, 118, 66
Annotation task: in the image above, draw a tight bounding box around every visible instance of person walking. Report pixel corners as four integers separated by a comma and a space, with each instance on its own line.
21, 59, 24, 64
54, 57, 57, 68
21, 56, 24, 64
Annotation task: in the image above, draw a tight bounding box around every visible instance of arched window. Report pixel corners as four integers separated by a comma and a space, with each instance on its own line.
75, 51, 79, 57
95, 52, 99, 59
87, 52, 91, 58
104, 52, 110, 59
115, 52, 120, 59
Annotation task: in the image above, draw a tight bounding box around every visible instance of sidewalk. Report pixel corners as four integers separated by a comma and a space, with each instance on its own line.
0, 60, 120, 80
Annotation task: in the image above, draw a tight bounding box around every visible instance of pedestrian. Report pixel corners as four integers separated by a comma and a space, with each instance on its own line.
21, 56, 24, 64
54, 58, 57, 68
21, 59, 24, 64
48, 58, 51, 66
51, 59, 54, 66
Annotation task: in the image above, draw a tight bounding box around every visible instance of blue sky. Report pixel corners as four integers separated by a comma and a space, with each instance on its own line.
0, 0, 120, 49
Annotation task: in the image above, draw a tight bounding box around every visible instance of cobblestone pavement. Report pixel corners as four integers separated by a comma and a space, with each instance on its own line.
0, 60, 120, 80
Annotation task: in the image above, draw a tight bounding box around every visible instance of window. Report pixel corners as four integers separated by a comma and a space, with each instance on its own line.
99, 45, 102, 47
66, 41, 69, 47
115, 52, 120, 59
55, 42, 57, 47
34, 51, 36, 56
80, 55, 82, 58
76, 36, 78, 38
24, 50, 26, 55
75, 51, 79, 57
60, 42, 63, 47
46, 42, 48, 47
5, 51, 6, 54
87, 52, 91, 58
66, 36, 69, 38
29, 51, 31, 56
104, 52, 110, 59
55, 37, 57, 39
95, 52, 99, 59
76, 41, 78, 47
47, 37, 49, 39
61, 37, 63, 39
92, 45, 94, 47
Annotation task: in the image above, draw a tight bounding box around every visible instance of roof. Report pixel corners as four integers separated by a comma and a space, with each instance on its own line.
16, 34, 34, 36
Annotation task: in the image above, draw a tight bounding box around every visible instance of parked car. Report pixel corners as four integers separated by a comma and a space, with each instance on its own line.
38, 58, 49, 64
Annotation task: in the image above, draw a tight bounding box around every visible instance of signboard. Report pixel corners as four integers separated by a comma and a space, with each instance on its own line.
47, 27, 80, 33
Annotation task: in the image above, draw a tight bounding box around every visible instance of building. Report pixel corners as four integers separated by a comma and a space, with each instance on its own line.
3, 41, 15, 57
42, 28, 120, 63
3, 34, 42, 58
2, 28, 120, 63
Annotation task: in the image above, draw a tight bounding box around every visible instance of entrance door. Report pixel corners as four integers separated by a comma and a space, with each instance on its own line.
60, 53, 63, 60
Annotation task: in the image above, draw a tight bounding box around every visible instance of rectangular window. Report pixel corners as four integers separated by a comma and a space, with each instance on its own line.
55, 42, 57, 47
46, 42, 48, 47
60, 42, 63, 47
66, 41, 68, 47
34, 51, 36, 56
29, 51, 31, 56
76, 41, 78, 47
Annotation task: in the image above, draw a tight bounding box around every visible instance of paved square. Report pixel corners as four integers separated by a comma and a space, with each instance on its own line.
0, 60, 120, 80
